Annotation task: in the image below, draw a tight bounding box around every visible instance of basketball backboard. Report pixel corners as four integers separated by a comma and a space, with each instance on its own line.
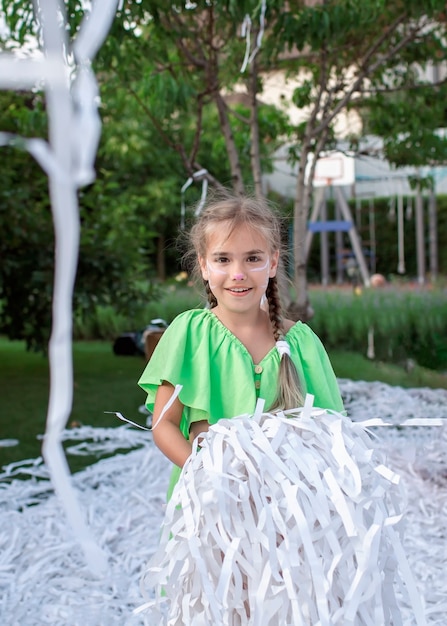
307, 151, 356, 187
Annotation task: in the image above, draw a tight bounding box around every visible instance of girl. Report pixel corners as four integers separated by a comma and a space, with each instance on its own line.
138, 192, 344, 498
137, 193, 421, 625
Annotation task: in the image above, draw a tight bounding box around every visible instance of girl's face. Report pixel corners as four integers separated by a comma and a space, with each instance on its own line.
199, 222, 279, 314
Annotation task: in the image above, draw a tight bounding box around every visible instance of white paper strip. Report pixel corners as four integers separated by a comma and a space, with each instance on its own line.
105, 411, 152, 431
0, 380, 446, 624
0, 0, 118, 576
0, 56, 66, 87
151, 384, 183, 430
180, 168, 208, 228
139, 407, 428, 624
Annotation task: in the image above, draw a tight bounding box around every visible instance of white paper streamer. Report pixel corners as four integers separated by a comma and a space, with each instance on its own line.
253, 397, 266, 419
105, 411, 152, 431
358, 417, 446, 428
139, 407, 428, 625
0, 0, 119, 575
0, 439, 20, 447
0, 56, 67, 88
0, 381, 446, 624
151, 384, 183, 430
276, 339, 290, 358
180, 168, 208, 228
240, 0, 267, 73
0, 132, 70, 181
301, 391, 315, 420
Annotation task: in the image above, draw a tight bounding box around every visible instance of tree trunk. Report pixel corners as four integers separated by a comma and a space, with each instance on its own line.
214, 92, 245, 195
289, 147, 314, 322
156, 234, 166, 281
248, 52, 263, 199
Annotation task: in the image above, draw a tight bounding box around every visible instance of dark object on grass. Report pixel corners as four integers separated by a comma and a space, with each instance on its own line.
113, 319, 168, 357
113, 333, 142, 356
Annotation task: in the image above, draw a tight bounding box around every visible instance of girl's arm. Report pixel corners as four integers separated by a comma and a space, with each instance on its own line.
152, 382, 192, 468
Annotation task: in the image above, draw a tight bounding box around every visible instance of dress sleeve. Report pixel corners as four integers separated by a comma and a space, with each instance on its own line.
287, 322, 345, 413
138, 308, 260, 430
137, 310, 210, 426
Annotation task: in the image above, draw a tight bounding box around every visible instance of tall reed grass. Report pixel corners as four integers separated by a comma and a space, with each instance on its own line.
309, 288, 447, 370
74, 283, 447, 371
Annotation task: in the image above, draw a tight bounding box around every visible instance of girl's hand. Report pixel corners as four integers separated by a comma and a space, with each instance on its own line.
189, 420, 209, 445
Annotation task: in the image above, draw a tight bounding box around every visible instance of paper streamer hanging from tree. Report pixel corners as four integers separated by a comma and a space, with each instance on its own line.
0, 0, 120, 575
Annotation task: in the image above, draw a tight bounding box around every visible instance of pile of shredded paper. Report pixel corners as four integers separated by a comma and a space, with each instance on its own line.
1, 379, 446, 625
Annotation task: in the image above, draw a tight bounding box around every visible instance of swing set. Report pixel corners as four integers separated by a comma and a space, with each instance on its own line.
306, 153, 436, 286
306, 152, 372, 287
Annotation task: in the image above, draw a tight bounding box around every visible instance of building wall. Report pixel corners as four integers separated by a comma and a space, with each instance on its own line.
263, 140, 447, 200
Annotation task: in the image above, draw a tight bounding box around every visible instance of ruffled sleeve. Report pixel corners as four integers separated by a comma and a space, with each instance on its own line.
286, 322, 345, 413
138, 309, 259, 434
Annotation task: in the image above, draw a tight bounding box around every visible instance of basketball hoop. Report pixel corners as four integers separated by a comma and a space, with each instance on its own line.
307, 151, 355, 188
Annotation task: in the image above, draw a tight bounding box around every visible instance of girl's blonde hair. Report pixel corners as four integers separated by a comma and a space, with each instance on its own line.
183, 190, 304, 411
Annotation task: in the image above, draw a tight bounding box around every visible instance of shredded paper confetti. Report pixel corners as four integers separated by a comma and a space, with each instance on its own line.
1, 380, 446, 625
138, 407, 431, 625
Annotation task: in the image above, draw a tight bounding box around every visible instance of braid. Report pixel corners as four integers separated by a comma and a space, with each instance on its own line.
204, 281, 218, 308
266, 277, 304, 411
266, 277, 284, 341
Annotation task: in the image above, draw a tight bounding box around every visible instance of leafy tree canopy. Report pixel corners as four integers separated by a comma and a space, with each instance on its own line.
2, 0, 447, 344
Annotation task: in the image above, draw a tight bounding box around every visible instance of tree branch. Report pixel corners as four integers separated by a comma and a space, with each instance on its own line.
227, 106, 250, 125
116, 76, 197, 175
188, 93, 204, 165
358, 76, 447, 96
311, 14, 433, 137
164, 11, 209, 70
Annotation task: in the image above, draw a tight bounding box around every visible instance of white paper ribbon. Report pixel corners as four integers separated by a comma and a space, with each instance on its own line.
151, 384, 183, 430
301, 392, 315, 420
240, 0, 267, 73
276, 339, 290, 358
104, 411, 151, 431
0, 0, 119, 576
138, 407, 427, 624
180, 168, 208, 228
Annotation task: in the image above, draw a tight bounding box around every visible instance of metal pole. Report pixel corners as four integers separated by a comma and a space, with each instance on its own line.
397, 193, 405, 274
369, 197, 376, 274
428, 186, 438, 281
320, 196, 329, 285
305, 186, 325, 260
415, 183, 425, 285
335, 203, 344, 283
334, 187, 371, 287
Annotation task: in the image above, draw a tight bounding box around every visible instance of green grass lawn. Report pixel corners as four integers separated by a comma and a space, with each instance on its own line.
0, 338, 148, 471
330, 350, 447, 389
1, 337, 446, 473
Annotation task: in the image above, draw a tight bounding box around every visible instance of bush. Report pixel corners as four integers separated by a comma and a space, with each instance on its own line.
73, 285, 203, 340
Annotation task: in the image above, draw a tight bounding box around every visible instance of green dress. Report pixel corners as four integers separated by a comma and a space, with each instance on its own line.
138, 308, 344, 497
